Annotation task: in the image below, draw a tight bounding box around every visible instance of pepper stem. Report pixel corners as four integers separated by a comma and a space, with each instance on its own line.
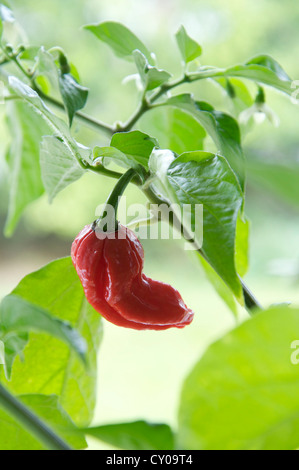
93, 168, 139, 233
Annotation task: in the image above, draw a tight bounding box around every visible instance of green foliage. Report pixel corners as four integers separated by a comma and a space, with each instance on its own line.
178, 305, 299, 450
133, 50, 171, 91
93, 130, 158, 173
167, 151, 244, 301
0, 257, 102, 427
162, 94, 245, 188
175, 25, 202, 64
247, 159, 299, 210
0, 7, 296, 450
4, 101, 51, 236
40, 135, 85, 202
8, 77, 88, 202
84, 21, 153, 63
191, 55, 292, 96
58, 72, 88, 126
141, 107, 206, 154
0, 394, 87, 450
84, 420, 175, 450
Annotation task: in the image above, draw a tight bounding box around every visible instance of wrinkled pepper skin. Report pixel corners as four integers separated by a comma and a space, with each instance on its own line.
71, 224, 194, 330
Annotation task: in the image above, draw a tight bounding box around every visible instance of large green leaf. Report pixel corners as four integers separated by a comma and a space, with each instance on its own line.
178, 305, 299, 450
84, 420, 175, 450
0, 394, 87, 450
4, 100, 51, 236
8, 77, 87, 201
166, 151, 244, 300
162, 94, 245, 189
84, 21, 152, 63
0, 257, 103, 427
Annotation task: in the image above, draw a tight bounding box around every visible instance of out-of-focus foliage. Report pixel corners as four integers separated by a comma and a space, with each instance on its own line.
1, 0, 299, 241
1, 1, 299, 450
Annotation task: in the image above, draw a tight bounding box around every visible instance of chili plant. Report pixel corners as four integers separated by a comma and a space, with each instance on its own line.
0, 3, 298, 451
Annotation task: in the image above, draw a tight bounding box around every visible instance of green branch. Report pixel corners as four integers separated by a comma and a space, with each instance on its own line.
0, 383, 72, 450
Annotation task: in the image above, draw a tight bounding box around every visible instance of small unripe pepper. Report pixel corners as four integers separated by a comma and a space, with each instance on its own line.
71, 224, 194, 330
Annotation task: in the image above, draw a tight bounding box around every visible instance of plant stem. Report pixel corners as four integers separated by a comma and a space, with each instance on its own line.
118, 76, 187, 133
0, 383, 72, 450
149, 75, 188, 104
35, 88, 115, 135
0, 49, 115, 135
120, 97, 151, 133
92, 168, 140, 232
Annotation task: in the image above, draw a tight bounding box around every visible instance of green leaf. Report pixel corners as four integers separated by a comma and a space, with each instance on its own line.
178, 305, 299, 450
58, 73, 88, 126
84, 21, 152, 63
40, 136, 85, 203
224, 56, 292, 95
198, 55, 292, 96
133, 50, 171, 91
0, 295, 87, 362
9, 77, 88, 201
1, 257, 103, 427
111, 130, 158, 167
167, 151, 244, 300
196, 212, 249, 316
141, 107, 206, 154
0, 394, 87, 450
175, 25, 202, 63
4, 100, 51, 236
94, 130, 158, 171
163, 94, 245, 189
84, 421, 175, 451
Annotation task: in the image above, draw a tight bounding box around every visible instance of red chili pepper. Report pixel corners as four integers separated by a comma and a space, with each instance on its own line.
71, 224, 194, 330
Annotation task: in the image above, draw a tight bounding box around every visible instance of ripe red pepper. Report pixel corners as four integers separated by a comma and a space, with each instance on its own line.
71, 224, 194, 330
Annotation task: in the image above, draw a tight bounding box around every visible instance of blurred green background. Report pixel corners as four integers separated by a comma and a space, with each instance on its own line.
1, 0, 299, 449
